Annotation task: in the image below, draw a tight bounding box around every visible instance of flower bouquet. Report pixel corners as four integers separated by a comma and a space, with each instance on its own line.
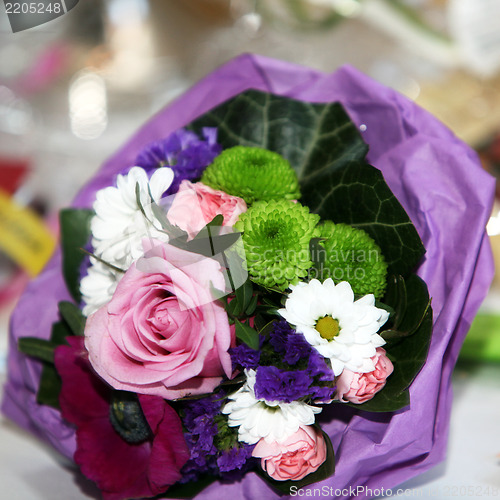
2, 55, 494, 500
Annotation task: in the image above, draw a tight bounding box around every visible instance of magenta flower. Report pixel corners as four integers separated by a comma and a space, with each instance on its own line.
54, 337, 189, 500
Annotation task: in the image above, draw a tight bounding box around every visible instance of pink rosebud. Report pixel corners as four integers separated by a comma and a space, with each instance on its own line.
167, 180, 247, 239
252, 426, 327, 482
334, 347, 394, 404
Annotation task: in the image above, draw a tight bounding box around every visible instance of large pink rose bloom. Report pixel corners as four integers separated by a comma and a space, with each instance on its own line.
335, 347, 394, 404
167, 180, 247, 238
252, 426, 327, 481
85, 241, 234, 399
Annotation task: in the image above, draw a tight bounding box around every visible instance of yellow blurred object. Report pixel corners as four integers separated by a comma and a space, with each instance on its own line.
0, 189, 55, 277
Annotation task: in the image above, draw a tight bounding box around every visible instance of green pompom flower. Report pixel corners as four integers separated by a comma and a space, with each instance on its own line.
235, 200, 320, 291
312, 221, 388, 299
201, 146, 300, 204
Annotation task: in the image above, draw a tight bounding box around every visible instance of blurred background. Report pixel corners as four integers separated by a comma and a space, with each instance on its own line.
0, 1, 499, 498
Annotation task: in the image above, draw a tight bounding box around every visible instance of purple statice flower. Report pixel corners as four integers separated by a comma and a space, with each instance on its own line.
310, 385, 335, 403
306, 344, 336, 401
217, 443, 255, 473
283, 331, 311, 365
269, 320, 288, 353
182, 393, 222, 429
181, 393, 256, 482
229, 343, 260, 370
135, 127, 221, 194
308, 348, 335, 382
179, 457, 218, 484
270, 320, 310, 365
265, 320, 336, 402
254, 365, 313, 403
182, 394, 223, 468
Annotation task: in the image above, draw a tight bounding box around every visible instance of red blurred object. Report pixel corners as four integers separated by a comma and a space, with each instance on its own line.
0, 156, 30, 194
0, 156, 31, 308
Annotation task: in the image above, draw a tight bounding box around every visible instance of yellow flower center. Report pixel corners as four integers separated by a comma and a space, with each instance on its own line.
315, 316, 340, 341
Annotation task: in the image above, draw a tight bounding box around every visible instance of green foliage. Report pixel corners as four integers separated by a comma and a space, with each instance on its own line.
60, 208, 93, 302
235, 200, 320, 291
58, 301, 86, 336
342, 274, 432, 412
189, 90, 369, 182
234, 320, 260, 350
301, 162, 425, 277
201, 145, 300, 204
187, 90, 432, 414
189, 90, 424, 277
313, 221, 388, 298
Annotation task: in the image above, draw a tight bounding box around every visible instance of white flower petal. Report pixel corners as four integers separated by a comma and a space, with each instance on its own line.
222, 370, 322, 445
80, 260, 121, 316
278, 279, 389, 375
90, 166, 174, 270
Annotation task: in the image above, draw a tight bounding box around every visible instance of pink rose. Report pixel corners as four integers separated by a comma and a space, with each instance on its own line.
335, 347, 394, 404
167, 180, 247, 238
84, 241, 235, 400
252, 426, 327, 481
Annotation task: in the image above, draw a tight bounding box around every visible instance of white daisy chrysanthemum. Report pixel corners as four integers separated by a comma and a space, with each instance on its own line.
91, 166, 174, 270
278, 278, 389, 376
222, 369, 322, 445
80, 260, 120, 316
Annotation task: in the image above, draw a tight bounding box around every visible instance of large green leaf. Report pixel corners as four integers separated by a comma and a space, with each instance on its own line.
343, 274, 433, 413
381, 274, 430, 340
301, 162, 425, 276
188, 91, 424, 276
188, 90, 368, 182
60, 208, 93, 303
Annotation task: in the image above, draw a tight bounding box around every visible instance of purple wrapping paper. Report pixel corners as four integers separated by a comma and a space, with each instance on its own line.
2, 54, 495, 499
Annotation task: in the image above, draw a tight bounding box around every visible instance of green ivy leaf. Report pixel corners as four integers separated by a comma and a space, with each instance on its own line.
383, 274, 407, 329
188, 90, 368, 181
343, 288, 433, 413
301, 162, 425, 276
234, 319, 260, 350
258, 430, 335, 494
58, 301, 86, 336
381, 274, 430, 341
188, 91, 424, 277
60, 208, 93, 302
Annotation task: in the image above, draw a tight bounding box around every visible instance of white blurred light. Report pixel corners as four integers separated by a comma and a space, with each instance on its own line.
309, 0, 362, 17
238, 12, 262, 33
487, 210, 500, 236
0, 85, 33, 135
108, 0, 149, 26
69, 71, 107, 140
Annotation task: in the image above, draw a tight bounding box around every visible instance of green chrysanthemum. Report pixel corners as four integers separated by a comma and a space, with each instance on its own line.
235, 200, 320, 291
312, 221, 388, 298
201, 146, 300, 204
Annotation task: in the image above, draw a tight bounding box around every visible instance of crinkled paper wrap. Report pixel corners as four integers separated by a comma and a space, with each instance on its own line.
2, 54, 495, 499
